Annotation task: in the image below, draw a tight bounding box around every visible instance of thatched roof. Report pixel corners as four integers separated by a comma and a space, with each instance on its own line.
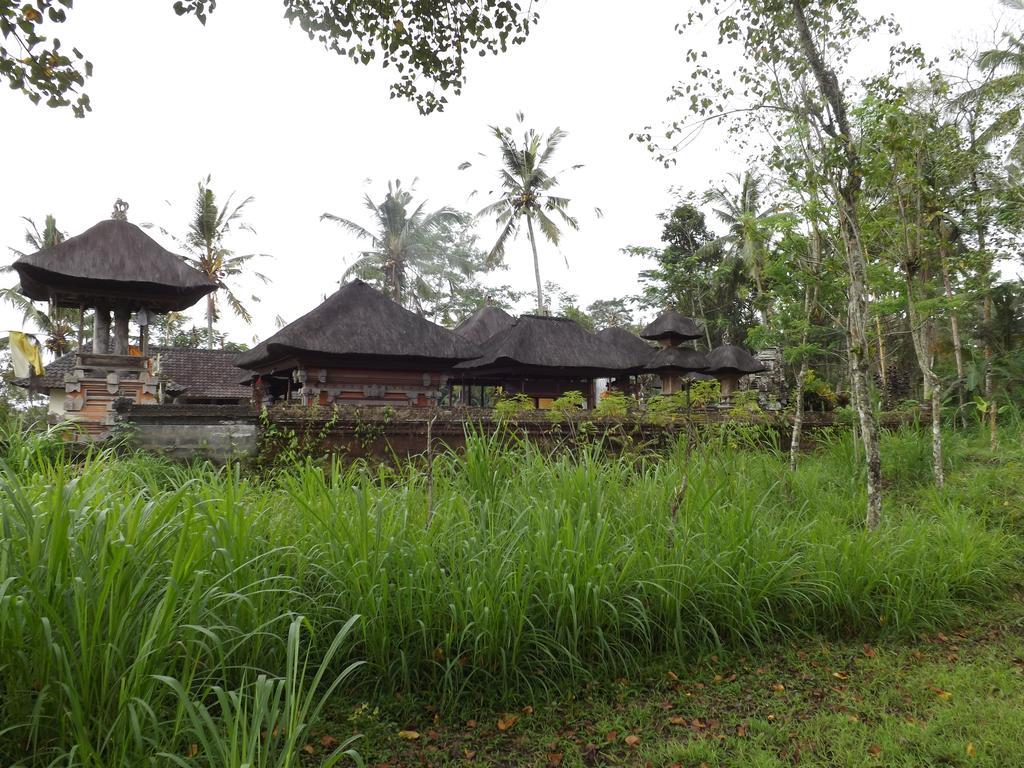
645, 346, 709, 374
12, 219, 216, 312
596, 327, 656, 371
455, 314, 630, 377
16, 346, 248, 402
705, 344, 767, 375
640, 310, 703, 342
454, 306, 515, 346
236, 279, 482, 371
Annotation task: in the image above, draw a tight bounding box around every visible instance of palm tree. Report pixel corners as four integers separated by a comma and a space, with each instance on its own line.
3, 215, 80, 356
473, 113, 581, 313
155, 176, 268, 349
322, 180, 463, 310
700, 171, 791, 325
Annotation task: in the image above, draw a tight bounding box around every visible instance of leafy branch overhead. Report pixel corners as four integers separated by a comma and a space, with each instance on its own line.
1, 0, 539, 116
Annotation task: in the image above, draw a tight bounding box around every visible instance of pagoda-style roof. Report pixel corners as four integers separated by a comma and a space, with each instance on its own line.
454, 305, 515, 346
645, 346, 709, 374
596, 327, 656, 372
640, 310, 703, 342
455, 315, 629, 378
236, 279, 482, 371
705, 344, 767, 375
12, 218, 216, 312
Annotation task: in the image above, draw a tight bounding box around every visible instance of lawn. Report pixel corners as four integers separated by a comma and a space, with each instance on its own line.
0, 420, 1020, 767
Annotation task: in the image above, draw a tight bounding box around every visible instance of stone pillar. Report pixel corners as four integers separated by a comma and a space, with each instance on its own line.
93, 307, 110, 353
113, 309, 130, 355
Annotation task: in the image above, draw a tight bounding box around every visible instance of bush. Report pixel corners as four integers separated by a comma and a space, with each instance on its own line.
547, 390, 585, 423
595, 390, 632, 418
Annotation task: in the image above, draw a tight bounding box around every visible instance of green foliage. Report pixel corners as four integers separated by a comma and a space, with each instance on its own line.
689, 379, 722, 408
5, 2, 536, 117
493, 390, 535, 422
595, 390, 632, 418
0, 419, 1020, 766
799, 369, 839, 412
546, 390, 585, 423
729, 389, 763, 415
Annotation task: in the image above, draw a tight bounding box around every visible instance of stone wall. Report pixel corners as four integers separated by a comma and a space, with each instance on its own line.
123, 404, 257, 462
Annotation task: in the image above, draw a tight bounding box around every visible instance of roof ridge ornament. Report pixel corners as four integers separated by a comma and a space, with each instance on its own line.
111, 199, 129, 221
723, 328, 733, 345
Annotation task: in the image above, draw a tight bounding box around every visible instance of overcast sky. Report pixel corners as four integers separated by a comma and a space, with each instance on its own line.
1, 0, 1017, 352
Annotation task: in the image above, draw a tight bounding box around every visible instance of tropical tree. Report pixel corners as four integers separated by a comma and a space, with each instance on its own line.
154, 176, 268, 350
701, 171, 793, 326
323, 180, 463, 310
472, 113, 582, 313
3, 215, 80, 356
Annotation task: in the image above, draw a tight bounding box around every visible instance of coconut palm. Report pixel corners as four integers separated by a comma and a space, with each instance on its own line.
700, 171, 792, 325
154, 176, 268, 349
322, 180, 463, 310
3, 215, 80, 356
472, 113, 581, 313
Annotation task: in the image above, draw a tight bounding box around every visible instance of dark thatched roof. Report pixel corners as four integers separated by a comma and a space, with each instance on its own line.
454, 306, 515, 346
705, 344, 767, 375
596, 327, 656, 371
645, 346, 709, 373
640, 310, 703, 342
236, 279, 482, 371
455, 315, 630, 377
12, 219, 216, 312
17, 346, 249, 401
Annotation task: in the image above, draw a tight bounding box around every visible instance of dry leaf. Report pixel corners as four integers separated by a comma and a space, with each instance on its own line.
522, 705, 534, 715
863, 644, 877, 658
320, 735, 338, 748
547, 753, 564, 766
772, 683, 786, 692
931, 687, 952, 701
666, 670, 679, 681
605, 730, 618, 743
463, 749, 477, 759
624, 735, 641, 747
497, 714, 519, 732
868, 744, 882, 755
668, 716, 687, 726
465, 719, 477, 728
833, 671, 849, 680
186, 744, 198, 758
967, 742, 976, 757
397, 730, 420, 740
302, 744, 315, 755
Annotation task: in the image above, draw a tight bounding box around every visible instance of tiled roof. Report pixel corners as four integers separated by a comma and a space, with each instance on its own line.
23, 346, 249, 401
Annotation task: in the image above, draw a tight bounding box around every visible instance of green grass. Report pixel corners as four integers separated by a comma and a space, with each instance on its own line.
0, 421, 1020, 766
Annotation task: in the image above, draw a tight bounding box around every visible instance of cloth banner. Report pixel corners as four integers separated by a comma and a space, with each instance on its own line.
9, 332, 44, 378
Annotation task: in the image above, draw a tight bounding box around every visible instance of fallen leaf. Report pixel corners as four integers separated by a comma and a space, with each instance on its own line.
772, 683, 786, 692
463, 748, 477, 759
302, 744, 315, 755
465, 719, 477, 728
522, 705, 534, 715
833, 671, 849, 680
624, 734, 641, 747
186, 744, 198, 758
967, 742, 976, 757
497, 714, 519, 732
937, 633, 949, 643
397, 730, 420, 740
320, 735, 338, 748
863, 643, 877, 658
668, 716, 688, 726
666, 670, 679, 681
605, 730, 618, 743
931, 687, 952, 701
868, 744, 882, 755
547, 753, 564, 766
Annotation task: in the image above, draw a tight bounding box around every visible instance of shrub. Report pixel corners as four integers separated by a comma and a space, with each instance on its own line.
494, 391, 535, 422
547, 390, 585, 423
595, 389, 631, 418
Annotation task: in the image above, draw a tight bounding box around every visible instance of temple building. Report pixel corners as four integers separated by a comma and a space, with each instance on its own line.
453, 314, 630, 409
11, 201, 217, 437
639, 310, 706, 395
236, 279, 481, 406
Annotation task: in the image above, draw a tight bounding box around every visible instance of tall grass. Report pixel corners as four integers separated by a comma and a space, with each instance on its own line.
0, 420, 1018, 766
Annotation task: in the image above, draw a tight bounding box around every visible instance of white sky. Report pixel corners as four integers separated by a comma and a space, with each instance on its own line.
1, 0, 1017, 353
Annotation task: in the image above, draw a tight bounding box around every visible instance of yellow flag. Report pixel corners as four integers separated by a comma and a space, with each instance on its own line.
9, 332, 44, 378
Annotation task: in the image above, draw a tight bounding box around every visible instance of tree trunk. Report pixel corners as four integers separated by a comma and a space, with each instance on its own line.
526, 214, 544, 313
875, 315, 887, 391
939, 234, 965, 425
905, 273, 944, 487
206, 293, 215, 350
789, 0, 882, 528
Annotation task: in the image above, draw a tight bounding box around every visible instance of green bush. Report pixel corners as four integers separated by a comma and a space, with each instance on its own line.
547, 390, 585, 423
493, 390, 535, 422
595, 389, 632, 418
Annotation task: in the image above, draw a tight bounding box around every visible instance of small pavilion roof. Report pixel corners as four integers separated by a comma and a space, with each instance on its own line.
596, 327, 656, 371
454, 305, 515, 346
455, 314, 630, 378
236, 279, 482, 371
640, 310, 704, 342
12, 218, 216, 312
705, 344, 767, 375
645, 346, 709, 374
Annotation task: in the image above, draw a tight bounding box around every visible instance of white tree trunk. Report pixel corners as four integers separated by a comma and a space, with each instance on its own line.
526, 214, 544, 314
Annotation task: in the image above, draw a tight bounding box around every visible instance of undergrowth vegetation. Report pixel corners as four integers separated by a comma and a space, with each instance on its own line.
0, 421, 1020, 766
